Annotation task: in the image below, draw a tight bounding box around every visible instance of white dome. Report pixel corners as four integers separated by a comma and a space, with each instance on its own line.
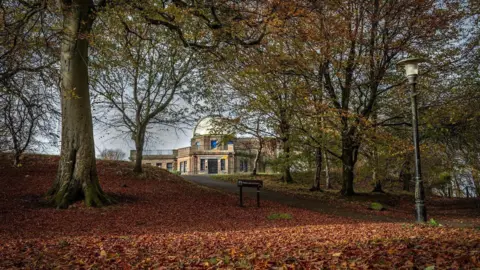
193, 117, 219, 136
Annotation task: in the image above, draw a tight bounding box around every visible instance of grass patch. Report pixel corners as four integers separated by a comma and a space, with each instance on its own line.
369, 202, 385, 211
428, 218, 442, 227
267, 213, 293, 220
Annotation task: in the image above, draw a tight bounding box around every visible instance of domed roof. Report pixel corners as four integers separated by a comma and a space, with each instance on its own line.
193, 116, 221, 136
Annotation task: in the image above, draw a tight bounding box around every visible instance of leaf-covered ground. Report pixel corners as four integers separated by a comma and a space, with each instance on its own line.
212, 174, 480, 227
1, 155, 479, 269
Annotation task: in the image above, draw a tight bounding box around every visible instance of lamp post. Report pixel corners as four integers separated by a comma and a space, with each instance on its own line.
397, 57, 427, 223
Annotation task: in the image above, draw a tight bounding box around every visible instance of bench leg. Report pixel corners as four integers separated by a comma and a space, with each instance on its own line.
239, 186, 243, 207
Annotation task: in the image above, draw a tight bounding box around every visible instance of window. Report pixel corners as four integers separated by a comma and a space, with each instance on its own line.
240, 160, 248, 172
156, 163, 162, 168
167, 163, 173, 171
200, 159, 205, 171
195, 142, 200, 149
179, 162, 184, 172
210, 140, 217, 149
183, 161, 187, 172
221, 159, 225, 171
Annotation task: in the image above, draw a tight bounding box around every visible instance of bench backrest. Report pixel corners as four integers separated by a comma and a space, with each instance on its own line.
237, 179, 263, 188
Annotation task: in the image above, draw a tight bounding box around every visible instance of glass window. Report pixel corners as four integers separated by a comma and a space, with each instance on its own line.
244, 160, 248, 172
221, 159, 225, 171
195, 142, 200, 149
156, 163, 162, 167
210, 140, 217, 149
183, 161, 187, 172
239, 160, 244, 171
200, 159, 205, 171
179, 162, 184, 172
167, 163, 173, 171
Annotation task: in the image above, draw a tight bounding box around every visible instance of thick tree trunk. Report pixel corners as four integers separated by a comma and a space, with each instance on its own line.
340, 136, 356, 196
133, 127, 146, 174
13, 152, 21, 167
341, 152, 355, 196
47, 1, 111, 209
133, 146, 144, 174
311, 147, 322, 191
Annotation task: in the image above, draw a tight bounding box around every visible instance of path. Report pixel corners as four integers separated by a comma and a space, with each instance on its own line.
182, 175, 408, 223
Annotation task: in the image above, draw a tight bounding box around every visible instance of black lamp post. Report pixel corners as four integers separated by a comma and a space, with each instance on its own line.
397, 57, 427, 223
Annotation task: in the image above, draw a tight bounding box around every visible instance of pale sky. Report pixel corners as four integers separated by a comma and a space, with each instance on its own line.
42, 124, 193, 160
94, 125, 193, 160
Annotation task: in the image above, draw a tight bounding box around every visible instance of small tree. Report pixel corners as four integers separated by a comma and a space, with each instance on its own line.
213, 115, 270, 176
98, 148, 126, 161
0, 73, 58, 166
91, 13, 205, 174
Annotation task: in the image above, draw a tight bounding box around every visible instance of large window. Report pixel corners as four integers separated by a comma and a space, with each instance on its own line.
220, 159, 225, 171
167, 163, 173, 171
183, 161, 187, 173
200, 159, 205, 171
179, 162, 184, 173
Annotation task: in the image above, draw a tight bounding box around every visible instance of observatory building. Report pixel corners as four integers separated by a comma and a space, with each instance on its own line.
130, 117, 275, 175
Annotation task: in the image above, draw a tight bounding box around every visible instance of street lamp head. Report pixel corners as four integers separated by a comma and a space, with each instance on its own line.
397, 57, 426, 77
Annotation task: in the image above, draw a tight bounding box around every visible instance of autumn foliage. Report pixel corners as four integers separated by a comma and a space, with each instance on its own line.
0, 155, 479, 268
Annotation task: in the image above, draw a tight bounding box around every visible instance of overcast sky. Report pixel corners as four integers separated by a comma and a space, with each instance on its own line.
42, 124, 193, 160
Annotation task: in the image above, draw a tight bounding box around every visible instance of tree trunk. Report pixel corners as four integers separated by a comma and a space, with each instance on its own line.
251, 140, 262, 176
400, 157, 411, 191
372, 178, 384, 193
133, 126, 146, 174
472, 170, 480, 197
133, 146, 144, 174
340, 135, 356, 196
13, 152, 21, 167
370, 105, 383, 193
47, 1, 111, 209
371, 155, 384, 193
311, 147, 322, 191
282, 139, 293, 183
324, 151, 332, 189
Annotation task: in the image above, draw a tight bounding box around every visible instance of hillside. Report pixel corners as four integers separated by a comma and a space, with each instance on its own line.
0, 155, 479, 268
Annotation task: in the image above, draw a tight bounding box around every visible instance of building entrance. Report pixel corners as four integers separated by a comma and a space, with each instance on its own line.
207, 159, 218, 174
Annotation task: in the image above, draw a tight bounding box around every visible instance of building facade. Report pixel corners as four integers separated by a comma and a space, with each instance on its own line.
130, 117, 276, 175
